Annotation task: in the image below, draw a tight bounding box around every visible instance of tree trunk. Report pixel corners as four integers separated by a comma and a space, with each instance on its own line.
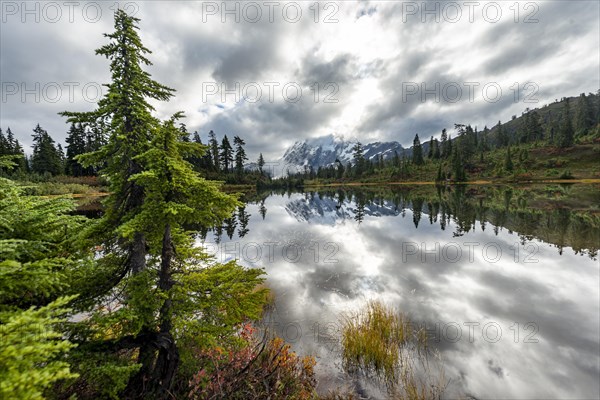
151, 223, 179, 397
130, 231, 146, 274
126, 223, 179, 399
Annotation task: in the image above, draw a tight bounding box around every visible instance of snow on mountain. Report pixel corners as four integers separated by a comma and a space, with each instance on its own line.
275, 134, 408, 176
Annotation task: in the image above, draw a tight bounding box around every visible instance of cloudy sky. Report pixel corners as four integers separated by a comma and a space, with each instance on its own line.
1, 0, 599, 160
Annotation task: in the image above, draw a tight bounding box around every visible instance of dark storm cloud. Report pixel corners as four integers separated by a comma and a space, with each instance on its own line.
211, 26, 285, 84
482, 41, 557, 76
297, 53, 358, 86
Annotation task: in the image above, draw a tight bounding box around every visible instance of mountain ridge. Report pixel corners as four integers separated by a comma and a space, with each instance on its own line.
276, 134, 409, 176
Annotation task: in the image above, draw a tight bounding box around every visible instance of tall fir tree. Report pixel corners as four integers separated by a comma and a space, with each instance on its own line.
189, 131, 206, 171
65, 123, 89, 176
440, 128, 448, 158
257, 153, 265, 175
61, 8, 175, 276
352, 142, 365, 175
527, 111, 543, 142
436, 162, 444, 182
115, 115, 262, 396
60, 10, 177, 396
412, 134, 424, 165
31, 124, 63, 175
58, 11, 267, 399
0, 128, 7, 155
208, 130, 220, 172
233, 135, 247, 176
219, 135, 234, 173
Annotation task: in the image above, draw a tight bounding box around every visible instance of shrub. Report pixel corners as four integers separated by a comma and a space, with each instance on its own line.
187, 324, 317, 400
559, 170, 574, 179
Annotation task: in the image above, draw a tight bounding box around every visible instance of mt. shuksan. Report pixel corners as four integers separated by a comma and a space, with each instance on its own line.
277, 134, 408, 175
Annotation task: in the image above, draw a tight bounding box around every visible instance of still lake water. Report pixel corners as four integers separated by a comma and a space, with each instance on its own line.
201, 185, 600, 399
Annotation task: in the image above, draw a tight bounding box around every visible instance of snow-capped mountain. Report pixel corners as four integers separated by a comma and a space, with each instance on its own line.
276, 134, 408, 176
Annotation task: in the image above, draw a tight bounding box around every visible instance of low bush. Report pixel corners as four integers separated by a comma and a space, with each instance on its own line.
187, 324, 317, 400
559, 170, 575, 179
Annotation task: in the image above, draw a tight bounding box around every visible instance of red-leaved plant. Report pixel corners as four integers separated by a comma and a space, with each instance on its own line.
188, 323, 317, 399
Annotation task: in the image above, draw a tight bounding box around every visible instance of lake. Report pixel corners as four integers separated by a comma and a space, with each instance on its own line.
200, 184, 600, 399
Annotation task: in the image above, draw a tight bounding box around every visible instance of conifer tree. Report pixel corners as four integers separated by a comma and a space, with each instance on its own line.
233, 135, 248, 176
60, 9, 177, 394
352, 142, 365, 175
0, 178, 84, 398
31, 124, 63, 175
118, 115, 263, 395
4, 128, 15, 154
65, 123, 89, 176
61, 9, 175, 275
412, 134, 424, 165
220, 135, 234, 173
208, 130, 220, 172
0, 129, 7, 155
436, 163, 444, 182
440, 129, 449, 158
257, 153, 265, 175
526, 111, 543, 142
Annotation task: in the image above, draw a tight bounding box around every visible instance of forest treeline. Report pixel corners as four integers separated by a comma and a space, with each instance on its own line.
0, 122, 268, 186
